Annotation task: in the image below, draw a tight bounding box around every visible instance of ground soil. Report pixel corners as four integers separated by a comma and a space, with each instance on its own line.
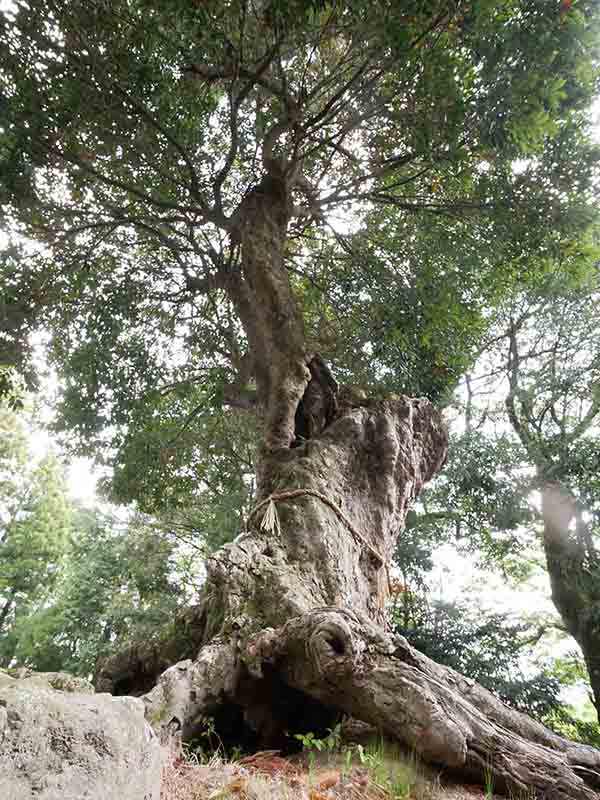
160, 744, 506, 800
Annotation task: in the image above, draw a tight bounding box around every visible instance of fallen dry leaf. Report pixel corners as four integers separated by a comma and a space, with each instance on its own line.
227, 777, 247, 794
238, 750, 280, 762
237, 750, 298, 777
317, 770, 341, 790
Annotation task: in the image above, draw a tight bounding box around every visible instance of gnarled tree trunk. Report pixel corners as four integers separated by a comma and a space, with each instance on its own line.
227, 168, 310, 451
98, 397, 600, 799
96, 171, 600, 798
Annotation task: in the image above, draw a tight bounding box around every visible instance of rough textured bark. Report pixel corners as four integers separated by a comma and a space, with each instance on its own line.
227, 169, 310, 450
98, 397, 600, 799
204, 396, 447, 634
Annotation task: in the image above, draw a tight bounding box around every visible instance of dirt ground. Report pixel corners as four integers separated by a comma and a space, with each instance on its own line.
160, 745, 505, 800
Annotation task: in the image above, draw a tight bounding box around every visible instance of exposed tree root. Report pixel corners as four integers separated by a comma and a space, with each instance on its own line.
144, 609, 600, 799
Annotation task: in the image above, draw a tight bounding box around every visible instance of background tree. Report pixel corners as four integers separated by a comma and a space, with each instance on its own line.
0, 403, 71, 665
391, 491, 594, 733
502, 282, 600, 721
413, 273, 600, 721
7, 507, 192, 676
106, 400, 259, 549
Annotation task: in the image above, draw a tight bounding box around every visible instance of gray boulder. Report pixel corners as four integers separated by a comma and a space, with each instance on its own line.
0, 670, 161, 800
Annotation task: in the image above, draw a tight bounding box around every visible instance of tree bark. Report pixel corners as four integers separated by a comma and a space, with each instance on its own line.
101, 398, 600, 799
227, 169, 310, 450
248, 608, 600, 799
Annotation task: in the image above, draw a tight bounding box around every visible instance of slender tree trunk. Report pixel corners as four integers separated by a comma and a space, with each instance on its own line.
0, 588, 16, 632
228, 170, 310, 451
541, 483, 600, 722
582, 632, 600, 724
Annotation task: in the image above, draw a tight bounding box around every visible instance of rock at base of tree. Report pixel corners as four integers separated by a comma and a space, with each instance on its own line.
0, 669, 161, 800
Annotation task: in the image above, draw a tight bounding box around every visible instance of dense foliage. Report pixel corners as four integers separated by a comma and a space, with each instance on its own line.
1, 0, 599, 490
7, 508, 190, 676
0, 404, 71, 663
0, 403, 203, 674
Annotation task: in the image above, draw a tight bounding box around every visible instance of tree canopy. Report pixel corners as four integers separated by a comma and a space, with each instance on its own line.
1, 0, 599, 466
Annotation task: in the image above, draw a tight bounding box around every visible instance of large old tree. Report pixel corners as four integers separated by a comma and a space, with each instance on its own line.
2, 1, 600, 796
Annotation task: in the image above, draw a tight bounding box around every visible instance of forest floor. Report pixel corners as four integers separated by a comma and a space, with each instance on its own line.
160, 743, 504, 800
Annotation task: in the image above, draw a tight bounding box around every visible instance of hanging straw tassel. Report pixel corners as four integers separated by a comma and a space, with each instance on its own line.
260, 498, 281, 536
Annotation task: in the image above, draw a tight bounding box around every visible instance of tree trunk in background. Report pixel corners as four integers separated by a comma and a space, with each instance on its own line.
98, 398, 600, 799
541, 483, 600, 723
0, 587, 16, 632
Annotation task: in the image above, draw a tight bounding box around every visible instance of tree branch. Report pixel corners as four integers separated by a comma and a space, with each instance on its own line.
111, 82, 212, 215
212, 43, 283, 213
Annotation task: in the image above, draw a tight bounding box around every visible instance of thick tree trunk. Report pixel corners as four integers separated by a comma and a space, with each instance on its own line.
541, 484, 600, 723
119, 399, 600, 799
200, 395, 447, 636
